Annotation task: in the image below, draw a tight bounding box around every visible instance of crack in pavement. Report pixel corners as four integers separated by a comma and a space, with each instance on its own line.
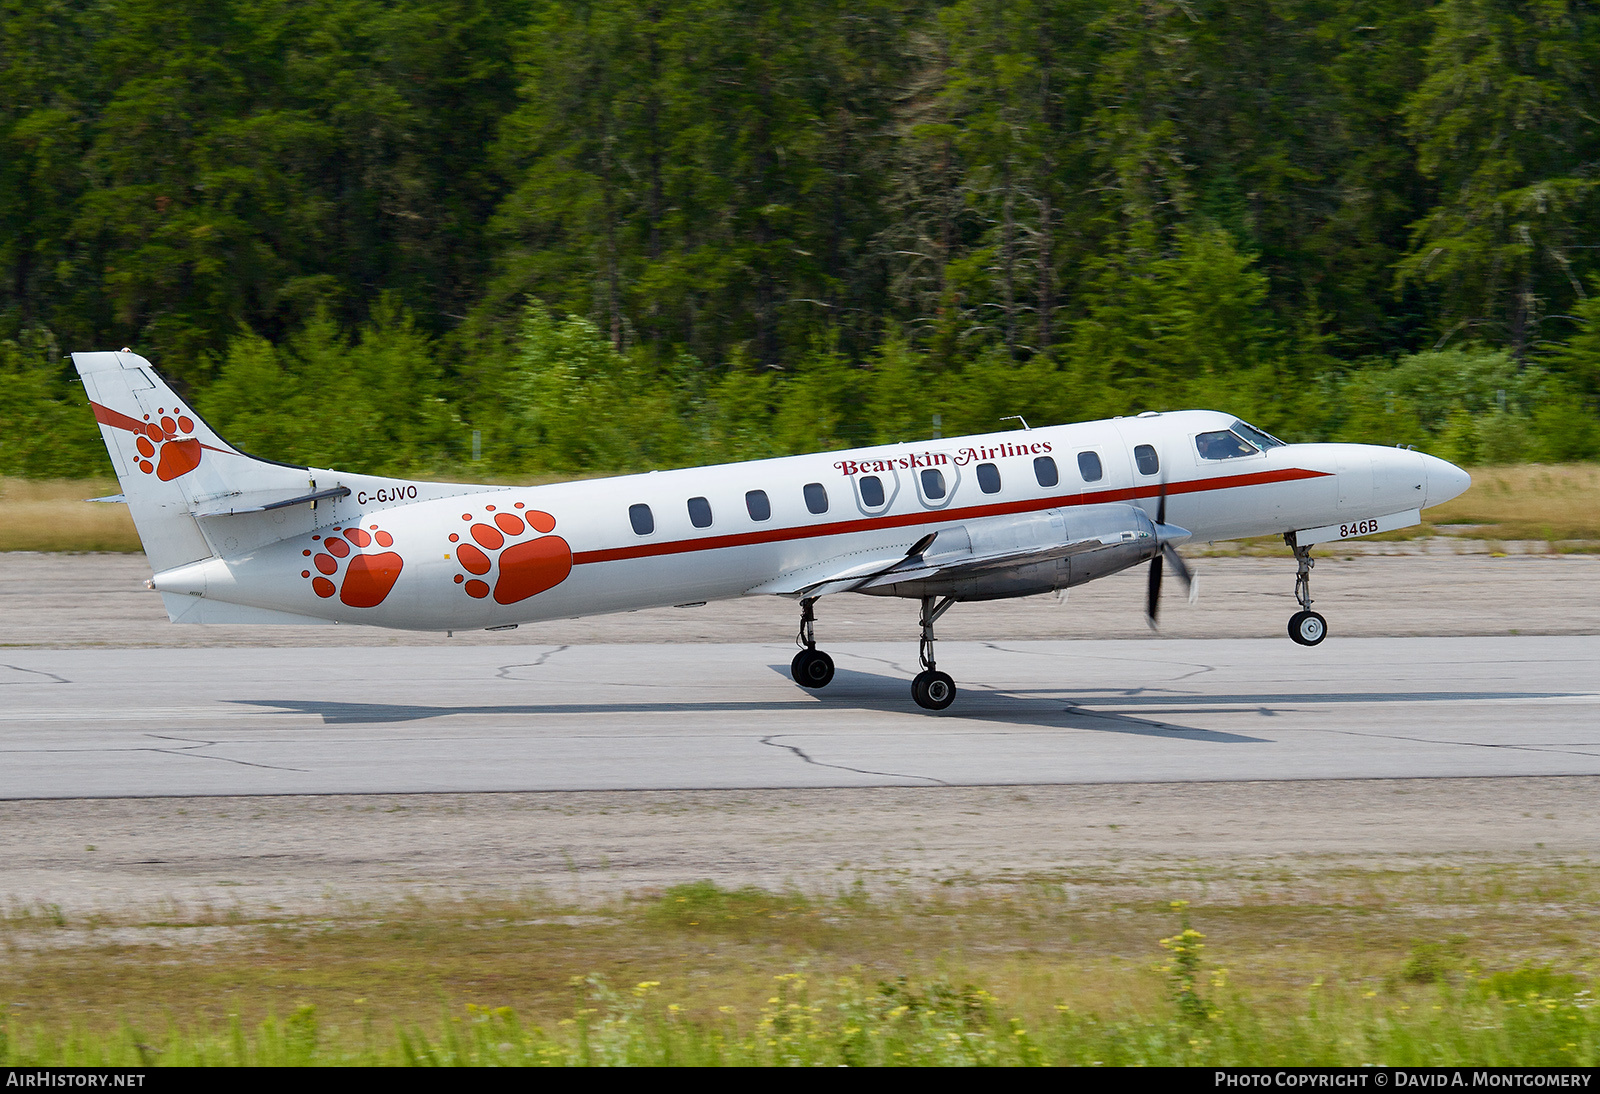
760, 735, 949, 786
1309, 724, 1600, 760
137, 734, 308, 772
495, 646, 570, 679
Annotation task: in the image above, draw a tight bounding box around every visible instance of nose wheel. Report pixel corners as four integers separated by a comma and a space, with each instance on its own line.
912, 596, 958, 710
790, 597, 835, 688
1284, 532, 1329, 646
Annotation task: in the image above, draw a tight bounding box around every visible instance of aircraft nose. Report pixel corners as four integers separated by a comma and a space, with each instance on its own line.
1421, 454, 1471, 509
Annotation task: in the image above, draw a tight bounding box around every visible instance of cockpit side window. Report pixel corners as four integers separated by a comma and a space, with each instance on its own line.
1195, 430, 1259, 460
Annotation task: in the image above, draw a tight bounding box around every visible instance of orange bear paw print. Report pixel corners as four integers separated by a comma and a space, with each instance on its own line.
135, 409, 202, 480
452, 504, 572, 604
301, 525, 404, 608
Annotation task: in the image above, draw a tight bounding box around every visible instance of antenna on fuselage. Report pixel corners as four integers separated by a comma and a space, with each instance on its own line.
1001, 415, 1030, 431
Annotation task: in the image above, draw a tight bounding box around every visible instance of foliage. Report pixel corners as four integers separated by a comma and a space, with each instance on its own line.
0, 329, 110, 478
1159, 901, 1217, 1023
2, 0, 1597, 478
198, 297, 456, 474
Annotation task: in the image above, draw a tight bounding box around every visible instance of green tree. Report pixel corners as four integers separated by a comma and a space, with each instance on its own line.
1399, 0, 1600, 356
0, 328, 110, 477
201, 297, 454, 474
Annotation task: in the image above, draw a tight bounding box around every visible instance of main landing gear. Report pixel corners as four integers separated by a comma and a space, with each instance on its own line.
790, 597, 835, 688
912, 595, 957, 711
788, 594, 960, 711
1283, 531, 1328, 646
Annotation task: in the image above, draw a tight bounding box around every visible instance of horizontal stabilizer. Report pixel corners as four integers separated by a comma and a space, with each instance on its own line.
190, 486, 352, 518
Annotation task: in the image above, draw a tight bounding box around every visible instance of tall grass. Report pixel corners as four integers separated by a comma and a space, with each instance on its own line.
2, 969, 1593, 1066
0, 477, 140, 552
1425, 464, 1600, 540
3, 877, 1597, 1067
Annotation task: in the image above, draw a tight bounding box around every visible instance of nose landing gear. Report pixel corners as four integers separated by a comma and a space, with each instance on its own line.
790, 597, 835, 688
911, 595, 958, 710
1284, 532, 1328, 646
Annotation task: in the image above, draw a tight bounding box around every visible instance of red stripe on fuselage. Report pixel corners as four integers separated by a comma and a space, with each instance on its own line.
570, 466, 1331, 566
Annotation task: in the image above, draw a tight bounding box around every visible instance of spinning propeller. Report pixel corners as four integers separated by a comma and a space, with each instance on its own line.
1146, 482, 1195, 628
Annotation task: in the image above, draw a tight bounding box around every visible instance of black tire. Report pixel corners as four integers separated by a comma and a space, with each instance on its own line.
791, 648, 835, 689
912, 669, 956, 711
1288, 610, 1327, 646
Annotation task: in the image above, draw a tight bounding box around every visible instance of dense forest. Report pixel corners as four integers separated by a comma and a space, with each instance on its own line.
2, 0, 1598, 477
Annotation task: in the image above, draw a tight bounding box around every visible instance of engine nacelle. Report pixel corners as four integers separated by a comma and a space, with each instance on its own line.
864, 503, 1160, 600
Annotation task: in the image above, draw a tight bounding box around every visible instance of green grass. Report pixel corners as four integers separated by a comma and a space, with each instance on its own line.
3, 866, 1597, 1066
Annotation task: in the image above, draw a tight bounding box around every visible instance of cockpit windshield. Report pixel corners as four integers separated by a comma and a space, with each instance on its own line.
1231, 419, 1286, 450
1195, 419, 1287, 461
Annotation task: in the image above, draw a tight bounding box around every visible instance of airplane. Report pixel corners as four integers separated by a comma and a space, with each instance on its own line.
74, 349, 1471, 710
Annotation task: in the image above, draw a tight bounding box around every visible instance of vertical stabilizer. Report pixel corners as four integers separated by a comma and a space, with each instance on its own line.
72, 351, 310, 572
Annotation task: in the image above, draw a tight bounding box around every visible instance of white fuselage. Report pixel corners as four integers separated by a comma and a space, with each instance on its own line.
153, 410, 1467, 632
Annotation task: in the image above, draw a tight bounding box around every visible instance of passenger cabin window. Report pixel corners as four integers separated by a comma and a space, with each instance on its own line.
687, 496, 713, 528
1078, 451, 1103, 482
920, 468, 946, 500
745, 489, 771, 521
1134, 444, 1159, 475
1195, 430, 1259, 460
976, 462, 1001, 494
803, 482, 829, 515
628, 503, 654, 535
860, 475, 885, 507
1033, 456, 1059, 488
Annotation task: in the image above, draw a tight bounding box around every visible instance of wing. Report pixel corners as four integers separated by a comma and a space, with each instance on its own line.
748, 503, 1189, 601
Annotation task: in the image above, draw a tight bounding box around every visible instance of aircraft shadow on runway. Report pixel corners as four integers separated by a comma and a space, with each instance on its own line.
233, 692, 1268, 741
229, 664, 1575, 744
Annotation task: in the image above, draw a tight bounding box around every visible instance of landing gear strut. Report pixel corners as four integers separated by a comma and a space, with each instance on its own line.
912, 595, 957, 710
1284, 532, 1328, 646
790, 597, 835, 688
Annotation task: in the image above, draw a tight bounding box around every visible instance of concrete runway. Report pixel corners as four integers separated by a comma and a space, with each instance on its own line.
4, 636, 1597, 798
4, 553, 1598, 914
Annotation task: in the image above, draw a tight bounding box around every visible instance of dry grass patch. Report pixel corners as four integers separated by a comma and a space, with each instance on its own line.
0, 473, 602, 554
0, 477, 140, 552
1428, 463, 1600, 540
